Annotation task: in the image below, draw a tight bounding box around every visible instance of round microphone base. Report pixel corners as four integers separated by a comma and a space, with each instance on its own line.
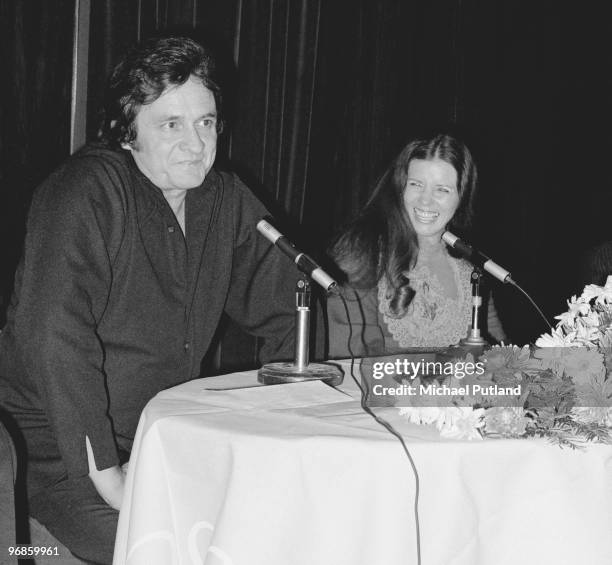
459, 335, 488, 357
460, 335, 488, 347
258, 362, 343, 386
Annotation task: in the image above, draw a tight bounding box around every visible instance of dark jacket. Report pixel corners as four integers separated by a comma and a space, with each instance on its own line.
0, 144, 296, 491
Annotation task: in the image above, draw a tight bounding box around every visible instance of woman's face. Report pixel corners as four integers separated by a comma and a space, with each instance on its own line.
403, 158, 460, 242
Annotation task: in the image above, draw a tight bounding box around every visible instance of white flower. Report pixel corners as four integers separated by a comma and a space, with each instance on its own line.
580, 309, 602, 328
600, 277, 612, 303
581, 279, 612, 305
573, 321, 603, 347
535, 327, 579, 348
437, 407, 484, 440
605, 276, 612, 294
398, 407, 442, 425
555, 296, 591, 328
483, 407, 529, 437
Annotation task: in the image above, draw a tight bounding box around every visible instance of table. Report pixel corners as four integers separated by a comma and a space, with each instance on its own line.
113, 362, 612, 565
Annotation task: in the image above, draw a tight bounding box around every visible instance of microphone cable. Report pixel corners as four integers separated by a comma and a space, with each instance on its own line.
442, 231, 553, 333
335, 288, 422, 565
506, 279, 553, 333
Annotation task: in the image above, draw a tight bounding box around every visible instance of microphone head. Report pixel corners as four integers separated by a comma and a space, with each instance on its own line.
441, 231, 458, 247
257, 219, 283, 243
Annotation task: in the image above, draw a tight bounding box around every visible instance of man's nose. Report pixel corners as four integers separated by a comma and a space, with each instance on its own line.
180, 125, 205, 153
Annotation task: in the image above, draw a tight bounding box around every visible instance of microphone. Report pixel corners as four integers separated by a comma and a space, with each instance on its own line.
257, 219, 339, 294
442, 231, 515, 285
257, 279, 343, 386
443, 231, 553, 332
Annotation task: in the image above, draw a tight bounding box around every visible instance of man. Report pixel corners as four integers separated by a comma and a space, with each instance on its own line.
0, 36, 296, 564
0, 420, 17, 555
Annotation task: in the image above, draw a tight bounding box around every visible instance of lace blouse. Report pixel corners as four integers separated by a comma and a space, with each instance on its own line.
327, 254, 506, 358
377, 257, 473, 348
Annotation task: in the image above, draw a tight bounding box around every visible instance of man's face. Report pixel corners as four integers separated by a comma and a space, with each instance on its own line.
128, 77, 218, 191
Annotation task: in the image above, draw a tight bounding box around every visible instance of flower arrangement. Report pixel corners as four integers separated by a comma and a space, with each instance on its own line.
398, 277, 612, 447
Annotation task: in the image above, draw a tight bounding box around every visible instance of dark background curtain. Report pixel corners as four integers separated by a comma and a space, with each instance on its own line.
1, 0, 74, 316
2, 0, 611, 371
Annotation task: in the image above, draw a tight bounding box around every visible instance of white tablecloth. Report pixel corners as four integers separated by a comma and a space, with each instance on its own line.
113, 362, 612, 565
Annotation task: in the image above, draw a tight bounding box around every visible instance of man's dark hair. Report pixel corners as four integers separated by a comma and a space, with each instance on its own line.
98, 36, 224, 148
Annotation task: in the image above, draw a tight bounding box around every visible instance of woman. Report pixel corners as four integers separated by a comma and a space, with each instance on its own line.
327, 133, 505, 357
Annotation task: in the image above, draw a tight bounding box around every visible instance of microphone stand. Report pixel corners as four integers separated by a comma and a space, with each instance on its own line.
258, 278, 343, 386
459, 267, 488, 351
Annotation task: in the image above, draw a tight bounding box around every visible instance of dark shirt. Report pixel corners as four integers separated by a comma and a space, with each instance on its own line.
0, 421, 16, 548
0, 144, 296, 489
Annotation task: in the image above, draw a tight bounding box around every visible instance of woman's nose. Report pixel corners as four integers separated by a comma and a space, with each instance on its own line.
418, 186, 433, 205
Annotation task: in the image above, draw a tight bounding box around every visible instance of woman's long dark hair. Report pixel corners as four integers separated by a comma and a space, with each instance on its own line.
330, 133, 478, 316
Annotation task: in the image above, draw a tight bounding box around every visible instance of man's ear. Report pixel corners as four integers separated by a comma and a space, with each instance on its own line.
110, 119, 133, 151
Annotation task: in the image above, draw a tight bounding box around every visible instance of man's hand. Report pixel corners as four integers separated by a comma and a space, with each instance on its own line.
89, 464, 126, 510
85, 436, 126, 510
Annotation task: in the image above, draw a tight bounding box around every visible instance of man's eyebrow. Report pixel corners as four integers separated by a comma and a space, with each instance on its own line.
154, 111, 217, 123
155, 114, 183, 123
